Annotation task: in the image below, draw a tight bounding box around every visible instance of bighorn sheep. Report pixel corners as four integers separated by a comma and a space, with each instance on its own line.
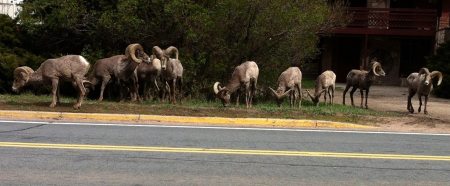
135, 55, 162, 100
213, 61, 259, 108
306, 70, 336, 106
342, 61, 385, 109
87, 43, 150, 101
269, 67, 302, 108
152, 46, 183, 104
12, 55, 91, 109
406, 68, 443, 114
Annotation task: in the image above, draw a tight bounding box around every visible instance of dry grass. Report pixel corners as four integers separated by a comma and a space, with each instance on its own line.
0, 93, 402, 125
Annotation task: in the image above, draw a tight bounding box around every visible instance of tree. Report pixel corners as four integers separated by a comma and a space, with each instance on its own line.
427, 41, 450, 98
14, 0, 348, 98
0, 15, 44, 93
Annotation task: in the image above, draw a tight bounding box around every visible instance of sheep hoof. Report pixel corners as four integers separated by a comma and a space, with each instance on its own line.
424, 111, 428, 115
409, 109, 414, 113
49, 103, 56, 108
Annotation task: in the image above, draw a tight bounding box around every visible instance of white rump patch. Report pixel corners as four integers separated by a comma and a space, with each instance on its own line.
79, 56, 89, 66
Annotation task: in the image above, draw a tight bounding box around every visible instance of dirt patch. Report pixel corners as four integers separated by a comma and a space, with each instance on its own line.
334, 83, 450, 132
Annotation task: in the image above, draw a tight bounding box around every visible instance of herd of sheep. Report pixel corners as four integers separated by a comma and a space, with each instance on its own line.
11, 43, 443, 114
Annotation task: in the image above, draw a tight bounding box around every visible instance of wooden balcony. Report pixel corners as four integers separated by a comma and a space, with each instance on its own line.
332, 8, 437, 36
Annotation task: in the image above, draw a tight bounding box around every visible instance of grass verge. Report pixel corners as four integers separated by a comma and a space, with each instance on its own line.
0, 93, 401, 125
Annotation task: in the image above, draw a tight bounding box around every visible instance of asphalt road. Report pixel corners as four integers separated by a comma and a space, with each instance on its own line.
0, 120, 450, 185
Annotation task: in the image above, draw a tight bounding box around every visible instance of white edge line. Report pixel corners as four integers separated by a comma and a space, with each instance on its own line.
0, 119, 449, 136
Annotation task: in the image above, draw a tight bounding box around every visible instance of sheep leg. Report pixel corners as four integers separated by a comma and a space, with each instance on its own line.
73, 77, 86, 109
359, 89, 364, 108
365, 89, 369, 109
250, 80, 256, 108
130, 78, 140, 102
349, 87, 357, 107
342, 85, 351, 105
246, 90, 250, 108
291, 93, 295, 108
98, 76, 111, 102
407, 89, 415, 113
328, 88, 332, 105
171, 80, 176, 104
418, 95, 423, 113
49, 78, 59, 108
142, 82, 148, 101
248, 89, 252, 108
56, 84, 61, 104
296, 84, 302, 108
236, 91, 240, 107
424, 95, 429, 115
331, 85, 335, 104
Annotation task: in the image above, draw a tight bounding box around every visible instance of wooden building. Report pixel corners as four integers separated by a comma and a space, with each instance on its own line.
318, 0, 449, 85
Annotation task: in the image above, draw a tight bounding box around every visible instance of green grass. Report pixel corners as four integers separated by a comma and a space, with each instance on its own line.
0, 93, 402, 125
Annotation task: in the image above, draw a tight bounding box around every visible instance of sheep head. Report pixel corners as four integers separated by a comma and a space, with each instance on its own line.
418, 68, 432, 86
419, 68, 443, 87
269, 87, 292, 107
213, 82, 231, 107
306, 89, 326, 106
12, 66, 34, 93
125, 43, 150, 64
152, 46, 167, 70
370, 61, 386, 77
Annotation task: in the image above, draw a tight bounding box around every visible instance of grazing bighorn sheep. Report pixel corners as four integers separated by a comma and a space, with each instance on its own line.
342, 61, 385, 109
152, 46, 183, 103
406, 68, 443, 114
12, 55, 91, 109
135, 55, 162, 100
269, 67, 302, 108
87, 43, 150, 101
306, 70, 336, 106
213, 61, 259, 108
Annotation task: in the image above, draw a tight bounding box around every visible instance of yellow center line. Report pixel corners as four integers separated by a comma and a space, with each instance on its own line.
0, 142, 449, 161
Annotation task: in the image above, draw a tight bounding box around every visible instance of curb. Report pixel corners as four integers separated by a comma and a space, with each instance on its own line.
0, 110, 376, 129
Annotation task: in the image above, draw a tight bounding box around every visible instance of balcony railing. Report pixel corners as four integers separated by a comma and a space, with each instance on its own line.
332, 8, 437, 36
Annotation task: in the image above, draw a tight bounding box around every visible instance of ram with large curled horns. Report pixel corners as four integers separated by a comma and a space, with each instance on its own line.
213, 61, 259, 108
406, 68, 443, 114
12, 55, 91, 109
87, 43, 150, 102
343, 60, 386, 109
269, 67, 302, 108
152, 46, 183, 103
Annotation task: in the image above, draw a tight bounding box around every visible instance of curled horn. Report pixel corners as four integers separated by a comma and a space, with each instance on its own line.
305, 89, 315, 100
419, 67, 430, 75
280, 89, 293, 98
371, 62, 385, 76
125, 43, 144, 63
430, 71, 443, 86
213, 82, 223, 94
13, 66, 34, 78
164, 46, 179, 60
269, 87, 280, 99
152, 46, 164, 60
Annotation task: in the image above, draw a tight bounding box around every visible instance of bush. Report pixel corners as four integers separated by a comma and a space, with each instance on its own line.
0, 15, 44, 93
427, 41, 450, 98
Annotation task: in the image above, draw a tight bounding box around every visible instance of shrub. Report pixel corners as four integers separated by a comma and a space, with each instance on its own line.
427, 41, 450, 98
